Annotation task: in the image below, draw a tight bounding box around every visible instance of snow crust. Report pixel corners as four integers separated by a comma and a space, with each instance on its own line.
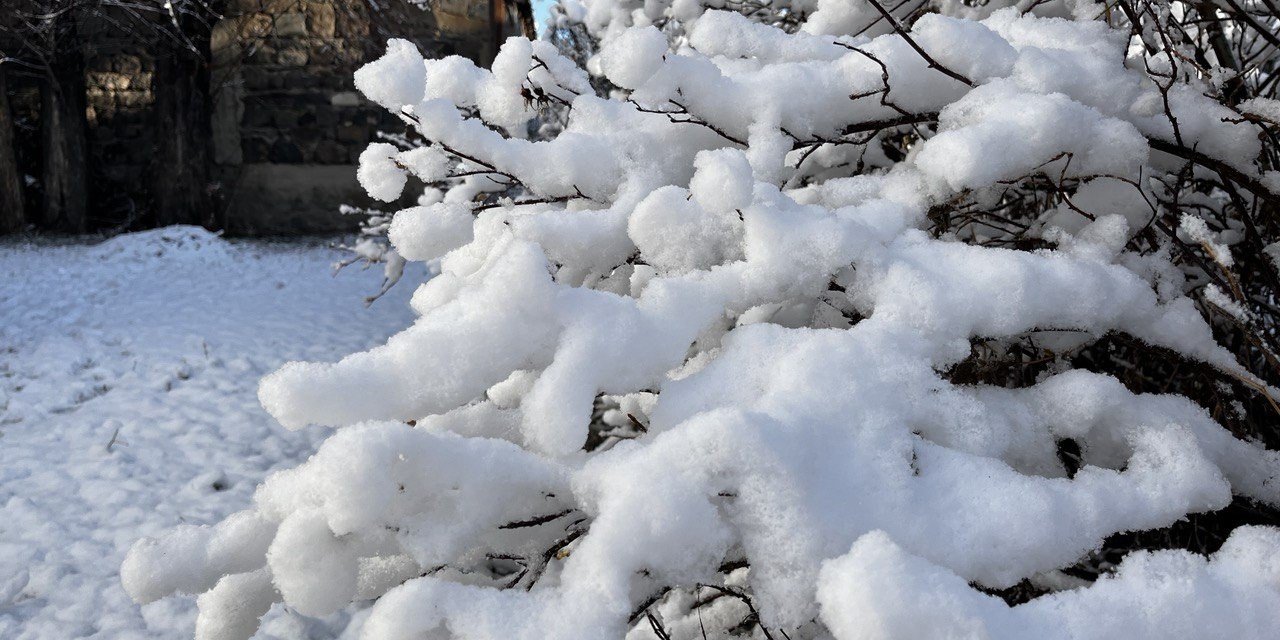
124, 6, 1280, 640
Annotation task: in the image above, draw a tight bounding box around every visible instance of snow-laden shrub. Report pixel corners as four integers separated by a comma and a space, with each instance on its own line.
126, 2, 1280, 638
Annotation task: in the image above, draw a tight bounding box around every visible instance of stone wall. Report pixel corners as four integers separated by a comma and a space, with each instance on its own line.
212, 0, 391, 168
210, 0, 499, 234
84, 50, 155, 217
1, 0, 521, 234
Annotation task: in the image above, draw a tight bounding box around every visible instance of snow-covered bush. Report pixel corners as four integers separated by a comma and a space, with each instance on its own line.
126, 1, 1280, 638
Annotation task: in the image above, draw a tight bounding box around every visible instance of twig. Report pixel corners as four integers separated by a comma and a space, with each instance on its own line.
861, 0, 974, 87
498, 508, 576, 529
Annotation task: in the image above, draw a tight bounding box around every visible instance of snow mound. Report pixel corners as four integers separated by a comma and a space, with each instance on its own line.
89, 225, 232, 264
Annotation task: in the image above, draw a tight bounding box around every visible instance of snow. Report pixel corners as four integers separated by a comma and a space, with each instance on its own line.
423, 56, 488, 107
352, 39, 425, 111
265, 510, 359, 617
476, 38, 551, 130
356, 143, 408, 203
817, 527, 1280, 640
627, 184, 743, 273
386, 203, 474, 262
1240, 98, 1280, 125
0, 227, 418, 638
395, 145, 453, 184
599, 26, 667, 89
116, 5, 1280, 640
1178, 213, 1234, 268
915, 80, 1150, 191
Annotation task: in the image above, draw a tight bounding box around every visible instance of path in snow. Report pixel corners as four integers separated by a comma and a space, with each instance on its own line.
0, 227, 420, 639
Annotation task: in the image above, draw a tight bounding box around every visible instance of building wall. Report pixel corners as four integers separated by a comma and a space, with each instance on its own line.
84, 50, 155, 222
3, 0, 523, 235
209, 0, 504, 234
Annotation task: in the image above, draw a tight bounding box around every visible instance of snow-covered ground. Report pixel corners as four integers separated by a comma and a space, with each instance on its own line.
0, 227, 420, 639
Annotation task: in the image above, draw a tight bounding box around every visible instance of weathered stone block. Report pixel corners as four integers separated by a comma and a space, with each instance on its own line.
243, 108, 272, 127
242, 137, 271, 163
277, 47, 310, 66
248, 45, 279, 66
314, 140, 347, 164
335, 10, 370, 37
294, 125, 321, 146
268, 137, 304, 163
239, 13, 274, 39
264, 0, 305, 13
315, 108, 339, 128
275, 13, 308, 38
273, 109, 305, 129
285, 70, 320, 88
329, 91, 360, 107
323, 74, 348, 91
305, 2, 337, 39
335, 123, 369, 143
118, 92, 146, 108
211, 22, 244, 66
242, 67, 271, 90
308, 43, 337, 65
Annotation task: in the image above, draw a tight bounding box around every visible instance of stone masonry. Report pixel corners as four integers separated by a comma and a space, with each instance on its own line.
84, 50, 156, 221
3, 0, 528, 234
210, 0, 519, 234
